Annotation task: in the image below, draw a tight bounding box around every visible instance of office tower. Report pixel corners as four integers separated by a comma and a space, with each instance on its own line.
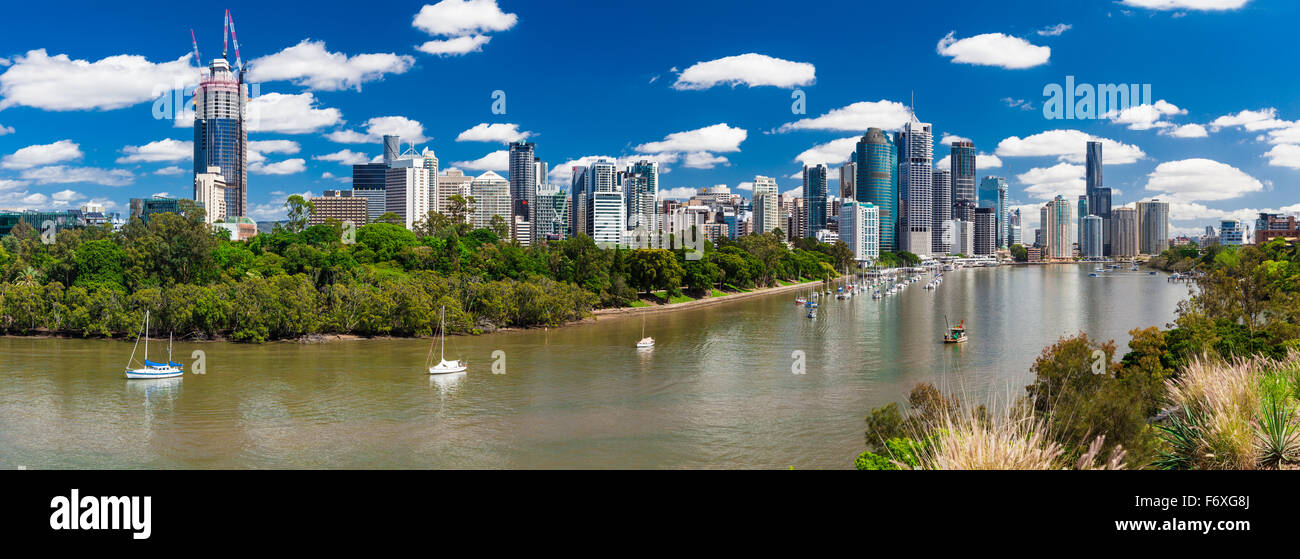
587, 159, 624, 245
1077, 195, 1089, 250
1219, 219, 1245, 245
855, 128, 898, 251
470, 170, 511, 230
790, 197, 807, 240
352, 162, 388, 223
1136, 199, 1170, 255
385, 157, 431, 230
840, 157, 857, 201
309, 190, 368, 227
896, 114, 934, 256
1081, 215, 1104, 259
508, 142, 536, 224
722, 208, 739, 240
534, 188, 569, 241
193, 57, 248, 218
383, 135, 401, 166
978, 176, 1008, 248
1112, 207, 1139, 257
946, 219, 975, 256
1008, 209, 1023, 246
1085, 141, 1114, 255
950, 140, 976, 213
973, 207, 996, 256
436, 169, 473, 216
1042, 195, 1073, 259
626, 159, 659, 232
570, 166, 588, 237
752, 175, 780, 234
931, 169, 952, 253
193, 166, 228, 225
803, 164, 829, 236
839, 201, 880, 262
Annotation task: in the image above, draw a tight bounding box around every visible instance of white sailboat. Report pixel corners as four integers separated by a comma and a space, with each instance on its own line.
636, 315, 655, 349
428, 306, 468, 375
124, 310, 183, 379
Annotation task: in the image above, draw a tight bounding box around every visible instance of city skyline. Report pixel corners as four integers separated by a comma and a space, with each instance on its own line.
0, 0, 1297, 240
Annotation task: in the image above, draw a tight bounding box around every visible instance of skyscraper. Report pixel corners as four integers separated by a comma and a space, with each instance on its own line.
803, 164, 829, 236
193, 166, 227, 225
471, 171, 511, 230
436, 169, 473, 216
626, 159, 659, 232
570, 166, 588, 237
978, 177, 1008, 248
385, 156, 431, 231
193, 57, 248, 218
1042, 195, 1073, 260
1077, 195, 1089, 251
1085, 141, 1113, 255
950, 140, 976, 214
839, 201, 880, 262
1136, 199, 1170, 255
896, 114, 933, 256
352, 162, 387, 224
931, 169, 952, 254
508, 142, 536, 225
974, 207, 996, 256
588, 159, 623, 245
1112, 207, 1139, 257
855, 128, 897, 252
1081, 215, 1104, 259
840, 157, 857, 201
752, 175, 780, 234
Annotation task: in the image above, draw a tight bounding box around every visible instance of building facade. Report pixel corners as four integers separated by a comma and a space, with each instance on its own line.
896, 115, 933, 256
193, 58, 248, 219
1136, 199, 1170, 255
309, 190, 368, 227
931, 169, 952, 254
856, 128, 897, 252
1112, 207, 1139, 257
803, 164, 829, 237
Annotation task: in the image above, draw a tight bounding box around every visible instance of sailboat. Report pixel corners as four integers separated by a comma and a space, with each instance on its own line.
428, 306, 468, 374
636, 315, 655, 349
124, 310, 183, 379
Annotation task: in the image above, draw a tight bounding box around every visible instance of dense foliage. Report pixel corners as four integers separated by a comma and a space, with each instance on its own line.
0, 202, 852, 342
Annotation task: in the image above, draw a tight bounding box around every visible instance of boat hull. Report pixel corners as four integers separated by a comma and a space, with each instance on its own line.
429, 364, 468, 375
125, 367, 183, 379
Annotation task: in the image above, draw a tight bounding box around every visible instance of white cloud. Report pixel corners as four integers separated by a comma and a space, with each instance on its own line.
939, 134, 971, 145
51, 189, 86, 205
736, 182, 754, 191
1016, 163, 1085, 200
154, 166, 185, 176
248, 40, 414, 91
1143, 158, 1262, 202
0, 179, 29, 190
20, 165, 134, 186
413, 0, 518, 36
116, 138, 192, 163
2, 139, 82, 169
248, 140, 301, 157
682, 152, 729, 169
250, 158, 306, 175
936, 32, 1050, 69
1209, 108, 1287, 132
326, 116, 428, 144
453, 150, 509, 171
781, 186, 803, 198
417, 35, 493, 56
314, 149, 373, 165
1037, 24, 1072, 37
795, 136, 858, 167
673, 53, 815, 90
995, 129, 1145, 164
935, 152, 1002, 170
658, 187, 697, 200
635, 123, 746, 153
1263, 144, 1300, 169
0, 49, 196, 111
775, 100, 911, 133
0, 190, 49, 209
1105, 100, 1186, 130
546, 154, 678, 186
247, 92, 344, 134
1163, 123, 1209, 138
455, 122, 533, 143
1120, 0, 1249, 11
1003, 97, 1036, 111
151, 192, 170, 198
0, 124, 13, 135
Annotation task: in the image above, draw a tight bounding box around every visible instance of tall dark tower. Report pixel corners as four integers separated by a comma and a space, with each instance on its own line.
1085, 141, 1112, 255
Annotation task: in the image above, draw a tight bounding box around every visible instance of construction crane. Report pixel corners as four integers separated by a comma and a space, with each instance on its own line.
225, 9, 243, 72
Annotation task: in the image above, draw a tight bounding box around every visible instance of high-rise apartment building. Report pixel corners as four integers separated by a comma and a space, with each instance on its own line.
978, 176, 1008, 248
436, 169, 473, 216
1112, 207, 1139, 257
309, 190, 368, 227
385, 157, 431, 230
193, 166, 227, 225
950, 140, 976, 214
471, 171, 511, 230
1081, 215, 1104, 259
534, 188, 569, 241
1085, 141, 1114, 255
974, 207, 996, 256
839, 201, 879, 263
508, 142, 536, 222
1136, 199, 1170, 255
1041, 195, 1073, 260
931, 169, 952, 254
896, 114, 933, 256
752, 175, 780, 234
193, 58, 248, 218
625, 159, 659, 232
1219, 219, 1245, 245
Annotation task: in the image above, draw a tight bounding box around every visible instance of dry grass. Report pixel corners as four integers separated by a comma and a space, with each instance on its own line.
1162, 352, 1300, 469
916, 405, 1125, 470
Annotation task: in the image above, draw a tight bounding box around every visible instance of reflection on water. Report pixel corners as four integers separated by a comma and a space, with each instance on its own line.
0, 265, 1186, 469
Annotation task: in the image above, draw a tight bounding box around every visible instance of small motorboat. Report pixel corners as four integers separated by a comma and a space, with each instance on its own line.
943, 318, 968, 344
795, 297, 806, 305
1148, 271, 1157, 276
807, 309, 817, 319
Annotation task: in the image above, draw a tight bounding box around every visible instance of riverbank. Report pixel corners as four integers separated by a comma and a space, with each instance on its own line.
592, 278, 826, 320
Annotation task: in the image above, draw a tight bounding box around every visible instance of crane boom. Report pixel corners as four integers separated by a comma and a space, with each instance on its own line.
226, 10, 243, 71
222, 9, 229, 60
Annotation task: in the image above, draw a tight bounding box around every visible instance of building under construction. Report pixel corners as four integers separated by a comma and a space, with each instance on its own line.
191, 10, 249, 220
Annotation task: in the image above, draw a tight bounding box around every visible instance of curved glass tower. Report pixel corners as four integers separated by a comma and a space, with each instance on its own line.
193, 58, 248, 218
855, 128, 897, 252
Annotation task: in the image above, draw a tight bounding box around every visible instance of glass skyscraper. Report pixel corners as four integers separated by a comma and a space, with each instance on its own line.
950, 140, 976, 213
193, 58, 248, 218
978, 176, 1008, 248
855, 128, 897, 252
803, 164, 829, 236
896, 114, 934, 256
931, 169, 951, 254
1085, 141, 1113, 255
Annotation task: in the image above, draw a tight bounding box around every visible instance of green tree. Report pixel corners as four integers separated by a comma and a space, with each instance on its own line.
284, 194, 315, 233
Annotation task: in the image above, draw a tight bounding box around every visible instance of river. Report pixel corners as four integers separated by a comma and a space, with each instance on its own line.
0, 264, 1187, 469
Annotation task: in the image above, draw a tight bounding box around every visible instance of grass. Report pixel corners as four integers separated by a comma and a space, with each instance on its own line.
710, 289, 726, 298
628, 300, 652, 308
649, 290, 696, 305
1159, 352, 1300, 469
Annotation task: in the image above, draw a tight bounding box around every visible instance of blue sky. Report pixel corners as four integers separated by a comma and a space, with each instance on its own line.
0, 0, 1297, 236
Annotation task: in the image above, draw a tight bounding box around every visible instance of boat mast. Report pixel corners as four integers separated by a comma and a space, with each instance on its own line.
144, 310, 149, 363
125, 312, 146, 371
440, 305, 446, 362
